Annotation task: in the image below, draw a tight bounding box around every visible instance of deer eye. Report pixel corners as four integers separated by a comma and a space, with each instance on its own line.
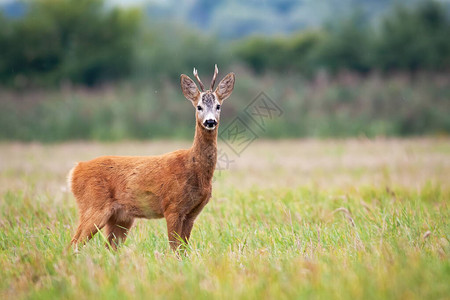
197, 106, 203, 111
216, 105, 221, 110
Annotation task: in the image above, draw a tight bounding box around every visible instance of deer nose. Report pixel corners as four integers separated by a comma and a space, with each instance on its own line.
204, 119, 217, 128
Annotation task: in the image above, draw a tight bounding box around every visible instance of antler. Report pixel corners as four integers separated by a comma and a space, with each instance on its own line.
210, 64, 218, 90
193, 67, 205, 92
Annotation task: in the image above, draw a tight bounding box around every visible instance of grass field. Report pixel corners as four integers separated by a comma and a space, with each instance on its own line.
0, 138, 449, 299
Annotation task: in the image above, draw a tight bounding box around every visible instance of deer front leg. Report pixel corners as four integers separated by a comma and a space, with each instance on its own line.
164, 212, 184, 251
181, 218, 195, 243
180, 200, 209, 245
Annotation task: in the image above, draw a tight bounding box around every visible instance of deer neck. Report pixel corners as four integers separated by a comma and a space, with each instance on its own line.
190, 121, 217, 181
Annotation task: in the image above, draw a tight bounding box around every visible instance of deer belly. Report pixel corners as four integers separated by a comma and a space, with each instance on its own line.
132, 191, 164, 219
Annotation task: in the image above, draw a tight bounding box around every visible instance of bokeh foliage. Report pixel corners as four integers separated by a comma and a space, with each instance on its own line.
0, 0, 140, 87
234, 1, 450, 75
0, 0, 449, 140
0, 0, 449, 87
0, 73, 449, 141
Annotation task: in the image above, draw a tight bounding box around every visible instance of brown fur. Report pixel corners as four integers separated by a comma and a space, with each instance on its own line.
69, 69, 235, 251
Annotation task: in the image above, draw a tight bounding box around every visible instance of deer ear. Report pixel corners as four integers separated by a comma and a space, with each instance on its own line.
215, 72, 235, 102
180, 74, 200, 104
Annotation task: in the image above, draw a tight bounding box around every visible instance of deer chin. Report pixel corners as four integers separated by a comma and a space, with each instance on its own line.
203, 124, 216, 131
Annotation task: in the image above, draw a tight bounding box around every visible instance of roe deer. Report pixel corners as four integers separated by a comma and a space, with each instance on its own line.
68, 65, 235, 251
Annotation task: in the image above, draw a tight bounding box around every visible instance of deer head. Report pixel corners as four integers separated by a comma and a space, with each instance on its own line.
181, 65, 235, 131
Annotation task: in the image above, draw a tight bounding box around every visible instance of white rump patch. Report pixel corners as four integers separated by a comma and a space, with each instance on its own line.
67, 164, 77, 192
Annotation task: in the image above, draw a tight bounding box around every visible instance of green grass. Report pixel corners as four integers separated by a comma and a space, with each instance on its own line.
0, 140, 449, 299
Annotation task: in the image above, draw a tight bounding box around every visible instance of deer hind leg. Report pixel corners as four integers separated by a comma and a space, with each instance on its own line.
70, 208, 112, 248
104, 217, 134, 250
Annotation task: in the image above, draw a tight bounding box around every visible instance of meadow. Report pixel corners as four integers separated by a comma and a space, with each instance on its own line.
0, 138, 448, 299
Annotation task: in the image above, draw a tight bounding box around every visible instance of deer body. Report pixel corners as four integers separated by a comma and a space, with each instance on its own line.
69, 66, 234, 250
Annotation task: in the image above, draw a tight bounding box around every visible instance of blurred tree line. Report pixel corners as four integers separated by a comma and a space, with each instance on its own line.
235, 1, 450, 75
0, 0, 140, 87
0, 0, 448, 88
